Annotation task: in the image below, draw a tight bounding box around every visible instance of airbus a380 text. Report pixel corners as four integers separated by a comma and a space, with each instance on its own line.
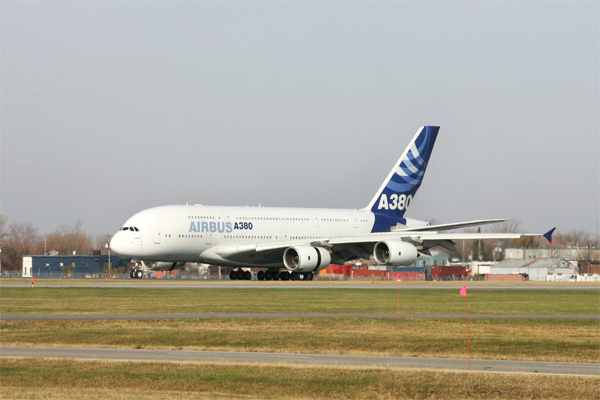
110, 126, 554, 280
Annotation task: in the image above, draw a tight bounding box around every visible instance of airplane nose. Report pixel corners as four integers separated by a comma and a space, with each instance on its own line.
109, 232, 129, 257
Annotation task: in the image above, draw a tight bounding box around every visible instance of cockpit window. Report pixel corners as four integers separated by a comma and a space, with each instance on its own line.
122, 227, 129, 231
134, 227, 139, 231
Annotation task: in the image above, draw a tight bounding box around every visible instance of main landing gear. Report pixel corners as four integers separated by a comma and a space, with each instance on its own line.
227, 269, 315, 281
129, 269, 144, 279
256, 269, 313, 281
229, 269, 252, 281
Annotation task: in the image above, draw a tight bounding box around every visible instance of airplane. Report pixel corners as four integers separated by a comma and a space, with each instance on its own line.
110, 126, 554, 280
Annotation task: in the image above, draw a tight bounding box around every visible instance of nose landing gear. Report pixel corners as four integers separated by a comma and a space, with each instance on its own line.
129, 269, 144, 279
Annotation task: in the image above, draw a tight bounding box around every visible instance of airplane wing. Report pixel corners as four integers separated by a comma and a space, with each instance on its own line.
212, 228, 553, 264
393, 219, 508, 232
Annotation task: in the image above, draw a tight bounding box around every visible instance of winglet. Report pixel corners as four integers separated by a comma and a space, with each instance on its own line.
543, 227, 556, 244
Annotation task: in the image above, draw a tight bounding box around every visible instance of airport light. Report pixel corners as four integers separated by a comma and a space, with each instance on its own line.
105, 240, 111, 275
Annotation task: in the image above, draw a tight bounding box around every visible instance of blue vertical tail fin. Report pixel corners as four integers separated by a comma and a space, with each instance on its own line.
365, 126, 439, 220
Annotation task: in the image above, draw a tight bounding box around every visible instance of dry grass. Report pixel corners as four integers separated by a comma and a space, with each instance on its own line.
2, 317, 598, 363
2, 287, 598, 315
2, 358, 599, 400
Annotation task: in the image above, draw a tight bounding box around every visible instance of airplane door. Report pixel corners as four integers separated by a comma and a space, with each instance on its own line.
349, 214, 359, 228
221, 211, 231, 222
205, 233, 212, 245
310, 214, 320, 227
153, 229, 161, 244
281, 232, 287, 241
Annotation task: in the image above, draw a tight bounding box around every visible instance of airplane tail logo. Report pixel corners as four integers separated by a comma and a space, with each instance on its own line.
365, 126, 439, 219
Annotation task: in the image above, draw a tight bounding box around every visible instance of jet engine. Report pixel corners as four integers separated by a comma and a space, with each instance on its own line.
373, 240, 418, 266
140, 261, 186, 271
283, 246, 331, 272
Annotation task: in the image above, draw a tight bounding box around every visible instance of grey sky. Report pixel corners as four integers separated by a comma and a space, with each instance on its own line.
2, 1, 598, 237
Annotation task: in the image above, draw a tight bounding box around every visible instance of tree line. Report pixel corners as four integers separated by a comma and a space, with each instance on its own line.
0, 216, 111, 271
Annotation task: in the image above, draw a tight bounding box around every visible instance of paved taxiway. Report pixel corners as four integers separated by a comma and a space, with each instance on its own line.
2, 346, 598, 376
2, 281, 598, 290
2, 312, 597, 321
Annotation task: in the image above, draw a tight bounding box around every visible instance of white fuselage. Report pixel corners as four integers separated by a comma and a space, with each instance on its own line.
110, 205, 376, 268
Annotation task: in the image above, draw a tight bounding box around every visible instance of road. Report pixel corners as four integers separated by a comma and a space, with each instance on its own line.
2, 280, 598, 290
2, 346, 598, 376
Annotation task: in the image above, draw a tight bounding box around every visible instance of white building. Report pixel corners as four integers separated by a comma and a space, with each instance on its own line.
504, 247, 598, 262
489, 258, 576, 281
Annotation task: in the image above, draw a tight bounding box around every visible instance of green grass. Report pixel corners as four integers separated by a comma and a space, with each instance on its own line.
2, 358, 598, 400
1, 287, 598, 315
2, 318, 598, 362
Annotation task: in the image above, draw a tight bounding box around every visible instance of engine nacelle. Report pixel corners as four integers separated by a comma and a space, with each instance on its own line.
283, 246, 331, 272
140, 261, 186, 271
373, 240, 418, 266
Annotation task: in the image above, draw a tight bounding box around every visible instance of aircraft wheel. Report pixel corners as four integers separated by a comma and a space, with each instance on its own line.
236, 270, 245, 280
265, 270, 273, 281
280, 271, 290, 281
290, 272, 298, 281
273, 270, 280, 281
257, 271, 265, 281
229, 270, 237, 280
129, 270, 135, 278
305, 272, 313, 281
135, 270, 143, 279
244, 271, 252, 281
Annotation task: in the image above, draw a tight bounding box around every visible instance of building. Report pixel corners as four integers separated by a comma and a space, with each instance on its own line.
413, 250, 449, 268
22, 254, 129, 278
504, 247, 599, 262
482, 258, 576, 281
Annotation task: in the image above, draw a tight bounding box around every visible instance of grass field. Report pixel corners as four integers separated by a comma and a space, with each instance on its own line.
2, 358, 599, 400
2, 287, 598, 315
2, 317, 598, 362
2, 286, 598, 399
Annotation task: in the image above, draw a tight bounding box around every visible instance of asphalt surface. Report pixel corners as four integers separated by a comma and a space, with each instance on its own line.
2, 281, 599, 290
2, 312, 597, 321
2, 346, 598, 376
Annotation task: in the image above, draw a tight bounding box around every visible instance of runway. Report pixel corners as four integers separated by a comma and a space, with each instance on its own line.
2, 312, 597, 321
2, 280, 598, 290
2, 346, 598, 376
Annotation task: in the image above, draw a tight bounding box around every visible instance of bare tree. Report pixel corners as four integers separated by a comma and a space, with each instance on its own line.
44, 221, 93, 256
0, 215, 8, 269
459, 227, 477, 262
2, 222, 41, 270
486, 219, 523, 261
425, 217, 441, 227
546, 229, 599, 261
92, 233, 113, 254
